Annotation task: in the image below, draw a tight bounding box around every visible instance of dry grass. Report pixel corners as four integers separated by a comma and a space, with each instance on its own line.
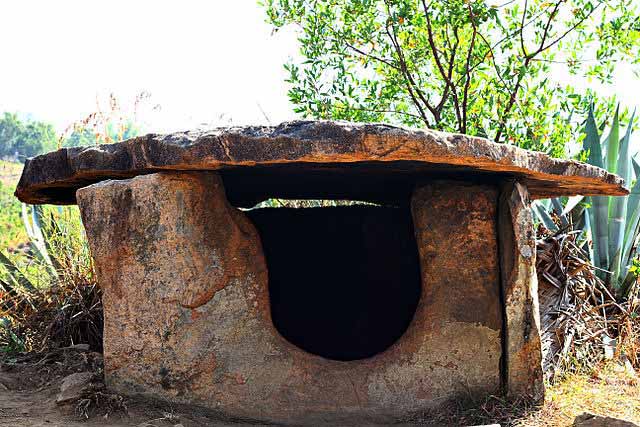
0, 161, 25, 249
0, 160, 22, 186
544, 365, 639, 425
516, 363, 639, 427
417, 362, 639, 426
0, 264, 102, 354
1, 206, 102, 353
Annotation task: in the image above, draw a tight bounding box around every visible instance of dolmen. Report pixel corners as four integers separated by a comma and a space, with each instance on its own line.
15, 121, 627, 424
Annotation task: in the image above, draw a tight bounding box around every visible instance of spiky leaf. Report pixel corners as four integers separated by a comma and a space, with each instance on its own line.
584, 106, 609, 274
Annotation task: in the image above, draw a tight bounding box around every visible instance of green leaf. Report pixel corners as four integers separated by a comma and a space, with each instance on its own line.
0, 251, 36, 293
620, 110, 638, 275
627, 154, 640, 227
562, 195, 585, 216
584, 106, 609, 274
584, 105, 603, 168
551, 198, 569, 228
21, 204, 57, 278
633, 154, 640, 176
608, 107, 629, 290
606, 105, 620, 175
532, 201, 558, 232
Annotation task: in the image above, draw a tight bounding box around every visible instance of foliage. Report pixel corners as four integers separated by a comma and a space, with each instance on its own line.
0, 113, 58, 160
0, 205, 100, 353
534, 104, 637, 297
64, 121, 138, 148
0, 93, 150, 354
263, 0, 640, 155
1, 92, 146, 164
61, 92, 147, 148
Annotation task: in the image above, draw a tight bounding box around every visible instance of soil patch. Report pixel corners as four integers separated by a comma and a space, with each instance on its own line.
0, 349, 254, 427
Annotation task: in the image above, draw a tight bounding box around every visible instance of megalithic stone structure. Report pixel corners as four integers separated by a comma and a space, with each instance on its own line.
15, 121, 627, 424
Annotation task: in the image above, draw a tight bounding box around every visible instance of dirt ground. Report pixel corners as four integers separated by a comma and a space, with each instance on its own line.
0, 349, 255, 427
1, 348, 638, 426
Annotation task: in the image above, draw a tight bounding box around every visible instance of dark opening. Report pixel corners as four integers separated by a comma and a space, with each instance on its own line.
246, 204, 422, 361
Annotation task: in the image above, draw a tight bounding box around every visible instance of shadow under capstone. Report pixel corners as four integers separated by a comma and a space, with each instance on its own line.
246, 205, 422, 361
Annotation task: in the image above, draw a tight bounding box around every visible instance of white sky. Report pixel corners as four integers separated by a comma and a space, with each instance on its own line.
0, 0, 638, 135
0, 0, 300, 133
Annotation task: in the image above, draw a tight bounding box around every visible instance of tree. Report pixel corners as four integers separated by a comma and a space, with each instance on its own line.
0, 113, 57, 160
0, 113, 23, 158
263, 0, 640, 156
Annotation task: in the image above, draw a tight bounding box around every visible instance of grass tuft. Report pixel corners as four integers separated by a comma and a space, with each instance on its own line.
1, 203, 102, 353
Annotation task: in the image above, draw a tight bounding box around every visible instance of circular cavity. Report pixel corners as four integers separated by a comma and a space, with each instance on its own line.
246, 204, 422, 361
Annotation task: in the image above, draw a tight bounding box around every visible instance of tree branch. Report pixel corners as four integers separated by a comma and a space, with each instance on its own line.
520, 0, 529, 57
342, 40, 400, 71
527, 0, 563, 58
462, 1, 479, 134
383, 26, 431, 125
476, 32, 509, 91
494, 0, 600, 143
462, 4, 560, 81
383, 4, 437, 126
535, 1, 603, 55
437, 27, 460, 113
333, 104, 425, 121
421, 0, 462, 126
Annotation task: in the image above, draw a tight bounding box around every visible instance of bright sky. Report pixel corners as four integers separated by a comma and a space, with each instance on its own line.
0, 0, 638, 136
0, 0, 299, 133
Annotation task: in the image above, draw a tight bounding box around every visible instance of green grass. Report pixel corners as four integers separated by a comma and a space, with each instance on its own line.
1, 165, 98, 352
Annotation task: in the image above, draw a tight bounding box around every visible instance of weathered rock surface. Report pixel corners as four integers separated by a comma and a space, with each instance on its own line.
76, 171, 504, 425
409, 181, 503, 398
573, 413, 638, 427
498, 181, 544, 400
17, 121, 626, 205
56, 372, 94, 405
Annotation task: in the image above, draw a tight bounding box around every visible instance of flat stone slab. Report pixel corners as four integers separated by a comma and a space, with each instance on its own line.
15, 120, 626, 205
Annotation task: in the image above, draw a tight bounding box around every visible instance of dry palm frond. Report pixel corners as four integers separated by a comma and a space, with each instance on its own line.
537, 221, 640, 379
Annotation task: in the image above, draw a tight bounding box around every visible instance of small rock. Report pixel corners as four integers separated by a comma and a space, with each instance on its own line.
63, 344, 90, 352
573, 412, 638, 427
621, 355, 638, 378
56, 372, 94, 405
602, 335, 616, 360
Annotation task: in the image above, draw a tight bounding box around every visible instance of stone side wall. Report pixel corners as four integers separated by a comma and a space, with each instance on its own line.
77, 172, 503, 424
498, 180, 544, 400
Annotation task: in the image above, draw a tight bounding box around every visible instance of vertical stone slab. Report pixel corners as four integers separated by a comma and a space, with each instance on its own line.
410, 181, 503, 399
76, 172, 272, 408
498, 180, 544, 400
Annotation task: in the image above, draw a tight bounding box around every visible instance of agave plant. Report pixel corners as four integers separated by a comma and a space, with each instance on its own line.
534, 105, 637, 298
0, 204, 79, 292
